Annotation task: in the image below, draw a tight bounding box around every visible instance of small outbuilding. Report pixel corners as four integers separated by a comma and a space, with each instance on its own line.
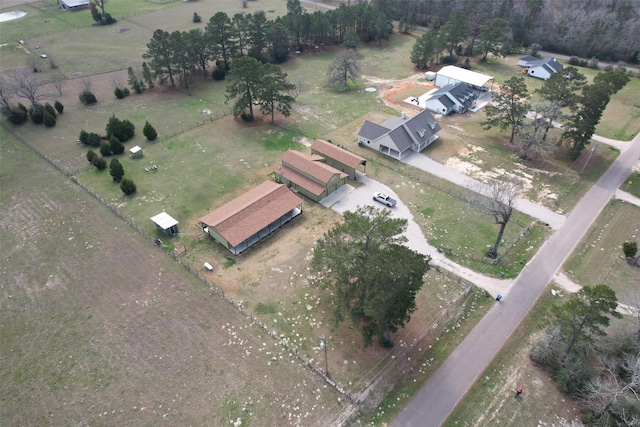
129, 145, 143, 159
58, 0, 89, 10
151, 212, 179, 236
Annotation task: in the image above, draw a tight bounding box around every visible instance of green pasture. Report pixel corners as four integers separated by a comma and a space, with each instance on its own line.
621, 172, 640, 198
564, 199, 640, 306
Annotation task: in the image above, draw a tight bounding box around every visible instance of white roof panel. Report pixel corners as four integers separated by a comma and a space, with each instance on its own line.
129, 145, 142, 153
151, 212, 179, 229
437, 66, 494, 87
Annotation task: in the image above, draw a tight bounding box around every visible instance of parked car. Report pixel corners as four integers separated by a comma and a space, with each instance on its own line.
373, 192, 397, 207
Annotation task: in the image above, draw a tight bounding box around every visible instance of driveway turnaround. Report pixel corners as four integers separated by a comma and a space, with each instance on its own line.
391, 132, 640, 427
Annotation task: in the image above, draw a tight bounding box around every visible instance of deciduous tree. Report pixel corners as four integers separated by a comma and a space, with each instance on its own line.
326, 50, 360, 91
310, 206, 430, 347
475, 179, 521, 259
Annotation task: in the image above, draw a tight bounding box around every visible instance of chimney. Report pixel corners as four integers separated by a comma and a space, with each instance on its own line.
401, 111, 407, 120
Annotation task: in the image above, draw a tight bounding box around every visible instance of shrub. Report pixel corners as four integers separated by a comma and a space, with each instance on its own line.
114, 87, 128, 99
106, 115, 135, 142
109, 158, 124, 182
441, 55, 458, 64
79, 129, 89, 144
603, 64, 614, 72
43, 109, 56, 127
29, 104, 44, 124
79, 90, 97, 105
588, 57, 600, 69
87, 132, 102, 147
109, 135, 125, 155
7, 104, 28, 125
143, 121, 157, 141
211, 68, 226, 81
44, 103, 56, 118
54, 100, 64, 114
92, 157, 107, 170
623, 241, 638, 258
240, 112, 254, 122
99, 140, 112, 156
86, 150, 98, 163
193, 12, 201, 23
120, 178, 137, 195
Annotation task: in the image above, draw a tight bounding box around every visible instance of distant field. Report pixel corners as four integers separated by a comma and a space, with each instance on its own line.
564, 199, 640, 306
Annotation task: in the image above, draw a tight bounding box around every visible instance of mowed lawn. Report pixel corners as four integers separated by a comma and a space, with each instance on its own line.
564, 199, 640, 306
0, 130, 342, 426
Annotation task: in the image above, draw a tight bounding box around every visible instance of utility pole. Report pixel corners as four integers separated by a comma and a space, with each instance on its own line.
320, 337, 329, 378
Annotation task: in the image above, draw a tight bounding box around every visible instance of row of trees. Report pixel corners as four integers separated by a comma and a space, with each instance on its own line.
140, 1, 393, 89
374, 0, 640, 62
481, 68, 630, 160
410, 15, 511, 69
0, 69, 65, 126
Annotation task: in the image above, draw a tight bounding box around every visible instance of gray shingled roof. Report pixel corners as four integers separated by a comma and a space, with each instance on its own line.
359, 120, 391, 140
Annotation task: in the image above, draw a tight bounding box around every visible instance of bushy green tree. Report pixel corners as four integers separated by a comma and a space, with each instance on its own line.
106, 115, 135, 142
143, 121, 157, 141
54, 100, 64, 114
623, 241, 637, 258
44, 103, 56, 118
410, 32, 437, 69
93, 157, 107, 170
43, 109, 56, 127
86, 150, 98, 164
109, 158, 124, 182
29, 104, 44, 124
7, 103, 28, 125
99, 140, 112, 156
120, 178, 137, 195
310, 206, 430, 347
79, 90, 97, 105
109, 135, 124, 155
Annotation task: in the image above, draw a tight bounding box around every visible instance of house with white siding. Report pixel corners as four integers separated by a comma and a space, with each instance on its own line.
357, 109, 441, 160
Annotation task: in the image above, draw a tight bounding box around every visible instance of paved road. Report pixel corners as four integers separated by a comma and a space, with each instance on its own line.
391, 132, 640, 427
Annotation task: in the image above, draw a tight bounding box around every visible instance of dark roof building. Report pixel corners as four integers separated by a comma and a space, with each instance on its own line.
424, 82, 479, 116
357, 110, 442, 160
198, 181, 303, 255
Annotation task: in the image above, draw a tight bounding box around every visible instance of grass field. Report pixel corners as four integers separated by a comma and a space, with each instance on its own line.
564, 199, 640, 306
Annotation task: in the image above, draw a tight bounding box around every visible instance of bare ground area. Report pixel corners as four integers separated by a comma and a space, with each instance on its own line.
0, 135, 342, 426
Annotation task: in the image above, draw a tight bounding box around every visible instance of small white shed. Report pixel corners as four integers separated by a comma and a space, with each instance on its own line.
425, 71, 436, 81
129, 145, 143, 159
151, 212, 179, 236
